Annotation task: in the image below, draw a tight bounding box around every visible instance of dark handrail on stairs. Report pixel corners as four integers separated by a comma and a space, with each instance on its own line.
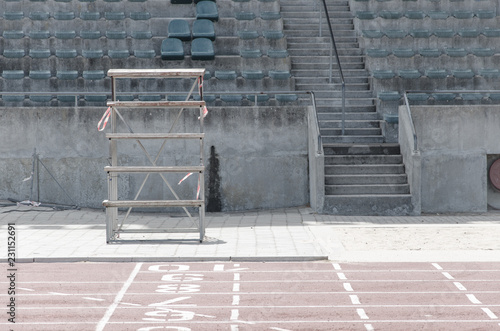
320, 0, 346, 135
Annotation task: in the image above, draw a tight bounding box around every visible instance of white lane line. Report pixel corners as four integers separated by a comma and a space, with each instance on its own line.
234, 273, 240, 281
232, 295, 240, 305
230, 309, 239, 320
337, 273, 347, 280
454, 282, 467, 291
82, 297, 105, 302
357, 308, 369, 320
364, 324, 375, 331
442, 272, 454, 280
482, 308, 498, 319
432, 263, 443, 270
332, 263, 342, 270
120, 302, 141, 307
18, 287, 35, 291
233, 283, 240, 292
96, 262, 142, 331
48, 292, 68, 296
350, 295, 361, 305
466, 294, 482, 304
343, 283, 354, 292
270, 328, 292, 331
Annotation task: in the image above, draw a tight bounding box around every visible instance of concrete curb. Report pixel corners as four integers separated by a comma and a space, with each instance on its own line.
5, 256, 329, 263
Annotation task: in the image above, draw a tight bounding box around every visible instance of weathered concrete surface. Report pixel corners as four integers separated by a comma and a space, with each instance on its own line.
400, 105, 500, 213
0, 106, 309, 211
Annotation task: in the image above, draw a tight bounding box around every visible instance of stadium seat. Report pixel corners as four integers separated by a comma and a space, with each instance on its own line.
453, 10, 473, 19
134, 50, 156, 58
267, 49, 288, 58
106, 31, 127, 39
2, 71, 24, 79
479, 68, 500, 78
29, 12, 50, 20
130, 12, 151, 20
57, 96, 78, 103
419, 48, 441, 57
426, 69, 448, 79
108, 50, 130, 58
161, 38, 184, 60
445, 48, 467, 57
80, 12, 100, 20
191, 38, 215, 60
366, 48, 391, 57
83, 71, 105, 80
452, 69, 475, 79
168, 19, 191, 41
238, 30, 259, 39
483, 28, 500, 37
362, 30, 384, 38
378, 91, 401, 101
196, 1, 219, 21
215, 71, 237, 80
56, 49, 78, 58
379, 11, 403, 19
260, 11, 281, 20
263, 30, 284, 39
471, 48, 495, 57
4, 12, 24, 20
405, 10, 424, 19
236, 12, 256, 20
3, 50, 25, 58
458, 29, 480, 38
460, 93, 483, 101
29, 49, 51, 58
29, 71, 52, 79
30, 95, 52, 102
117, 95, 135, 101
193, 19, 215, 40
85, 95, 108, 102
406, 93, 429, 102
385, 30, 406, 38
433, 29, 455, 38
83, 50, 104, 58
138, 95, 161, 101
269, 70, 291, 80
57, 70, 79, 80
105, 12, 126, 20
171, 0, 192, 4
247, 94, 270, 102
372, 70, 395, 79
221, 94, 243, 102
81, 31, 101, 39
393, 48, 415, 58
399, 70, 421, 79
2, 96, 25, 102
3, 31, 24, 39
30, 31, 50, 39
433, 93, 456, 101
428, 11, 449, 19
55, 31, 77, 39
54, 11, 75, 20
240, 49, 262, 58
411, 29, 431, 38
356, 11, 376, 19
242, 70, 265, 79
476, 10, 496, 19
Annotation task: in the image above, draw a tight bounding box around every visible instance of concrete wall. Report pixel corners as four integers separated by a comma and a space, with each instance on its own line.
0, 106, 309, 211
399, 104, 500, 213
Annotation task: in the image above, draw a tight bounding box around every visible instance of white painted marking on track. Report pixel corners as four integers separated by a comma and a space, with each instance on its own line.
234, 273, 240, 281
482, 308, 499, 319
357, 308, 369, 320
466, 294, 482, 304
337, 272, 347, 280
343, 283, 354, 292
120, 302, 141, 306
231, 309, 239, 320
364, 324, 375, 331
270, 327, 292, 331
231, 325, 239, 331
232, 295, 240, 305
214, 264, 224, 271
453, 282, 467, 291
432, 263, 443, 270
442, 272, 454, 280
96, 262, 142, 331
82, 297, 105, 301
332, 263, 342, 270
234, 264, 240, 267
48, 292, 68, 296
350, 295, 361, 305
233, 283, 240, 292
18, 287, 35, 291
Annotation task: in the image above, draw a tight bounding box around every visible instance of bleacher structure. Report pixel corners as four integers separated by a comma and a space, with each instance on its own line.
2, 0, 500, 215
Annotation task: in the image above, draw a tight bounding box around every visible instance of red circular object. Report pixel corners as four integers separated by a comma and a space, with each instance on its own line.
489, 159, 500, 190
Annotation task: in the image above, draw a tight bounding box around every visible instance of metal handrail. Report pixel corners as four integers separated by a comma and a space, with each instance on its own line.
319, 0, 346, 135
402, 92, 418, 152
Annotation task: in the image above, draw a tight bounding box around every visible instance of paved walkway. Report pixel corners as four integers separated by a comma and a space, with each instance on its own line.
1, 201, 500, 262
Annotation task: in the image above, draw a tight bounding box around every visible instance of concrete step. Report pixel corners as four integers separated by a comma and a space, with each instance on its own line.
320, 120, 381, 128
325, 184, 410, 195
285, 30, 357, 37
322, 135, 385, 144
323, 143, 401, 155
288, 42, 360, 49
325, 174, 408, 185
325, 164, 406, 175
303, 90, 373, 98
292, 62, 365, 70
288, 48, 363, 56
315, 99, 375, 107
284, 23, 354, 30
321, 127, 382, 136
323, 195, 413, 215
294, 76, 369, 84
295, 83, 369, 91
318, 111, 378, 120
324, 155, 403, 165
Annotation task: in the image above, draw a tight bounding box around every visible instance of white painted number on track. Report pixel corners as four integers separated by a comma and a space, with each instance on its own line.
161, 274, 204, 282
350, 295, 361, 305
343, 283, 354, 292
357, 308, 369, 320
148, 265, 190, 272
453, 282, 467, 291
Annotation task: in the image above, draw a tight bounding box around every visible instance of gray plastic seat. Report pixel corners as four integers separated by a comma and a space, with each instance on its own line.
356, 11, 376, 19
458, 29, 480, 38
452, 69, 474, 79
411, 29, 431, 38
56, 49, 77, 58
3, 31, 24, 39
80, 12, 100, 20
384, 30, 406, 38
263, 30, 284, 39
29, 49, 51, 58
434, 29, 455, 38
168, 19, 191, 41
419, 48, 441, 57
193, 19, 215, 40
399, 70, 421, 79
428, 11, 449, 19
85, 95, 108, 102
108, 50, 130, 58
260, 11, 281, 20
83, 50, 104, 58
196, 1, 219, 21
54, 11, 75, 20
247, 94, 269, 102
267, 49, 288, 58
236, 12, 256, 20
57, 96, 78, 103
29, 71, 52, 79
220, 95, 243, 102
433, 93, 456, 101
30, 31, 50, 39
471, 48, 495, 57
240, 49, 262, 58
134, 50, 156, 58
445, 48, 467, 57
242, 70, 265, 80
378, 91, 401, 101
105, 12, 126, 20
81, 31, 101, 39
453, 10, 473, 19
106, 31, 127, 39
405, 10, 424, 19
138, 95, 161, 101
461, 93, 483, 101
238, 30, 259, 39
379, 11, 402, 19
483, 28, 500, 37
215, 71, 237, 80
83, 71, 105, 80
2, 71, 25, 79
269, 70, 291, 80
3, 96, 25, 102
130, 12, 151, 20
276, 94, 298, 102
372, 70, 395, 79
30, 95, 52, 102
4, 12, 24, 20
191, 38, 215, 60
406, 93, 429, 101
479, 68, 500, 78
161, 38, 184, 60
393, 48, 415, 58
57, 70, 79, 80
29, 12, 50, 20
426, 69, 448, 79
3, 50, 25, 58
476, 10, 496, 19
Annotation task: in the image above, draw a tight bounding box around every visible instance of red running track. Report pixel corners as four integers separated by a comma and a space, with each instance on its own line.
1, 261, 500, 330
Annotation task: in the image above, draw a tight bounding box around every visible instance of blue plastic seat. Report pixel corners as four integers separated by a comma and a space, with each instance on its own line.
168, 19, 191, 41
393, 48, 415, 58
29, 71, 52, 79
215, 71, 237, 80
476, 10, 496, 19
30, 95, 52, 102
80, 31, 101, 39
83, 71, 105, 80
106, 31, 127, 39
378, 91, 401, 101
373, 70, 395, 79
2, 71, 25, 79
83, 50, 104, 58
453, 10, 473, 19
460, 93, 483, 101
366, 48, 391, 57
130, 12, 151, 20
80, 12, 100, 20
161, 38, 184, 60
105, 12, 126, 20
191, 38, 215, 60
238, 30, 259, 39
428, 11, 449, 19
3, 49, 25, 58
426, 69, 448, 79
85, 95, 108, 102
362, 30, 384, 38
30, 31, 50, 39
263, 30, 284, 39
356, 11, 376, 19
479, 68, 500, 78
29, 12, 50, 20
240, 49, 261, 58
399, 70, 421, 79
406, 93, 429, 102
379, 11, 402, 19
242, 70, 264, 80
471, 48, 495, 57
267, 49, 288, 58
419, 48, 441, 57
434, 29, 455, 38
384, 30, 406, 38
433, 93, 456, 101
276, 94, 298, 102
196, 1, 219, 21
405, 10, 424, 19
452, 69, 474, 79
458, 29, 480, 38
56, 49, 77, 58
269, 70, 291, 80
411, 29, 431, 38
221, 95, 243, 102
3, 31, 24, 39
445, 48, 467, 57
193, 19, 216, 40
138, 95, 161, 101
260, 11, 281, 20
57, 70, 79, 80
4, 12, 24, 20
54, 11, 75, 20
29, 49, 51, 58
483, 28, 500, 37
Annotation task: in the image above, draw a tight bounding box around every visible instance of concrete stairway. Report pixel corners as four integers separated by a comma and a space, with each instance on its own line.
281, 0, 413, 215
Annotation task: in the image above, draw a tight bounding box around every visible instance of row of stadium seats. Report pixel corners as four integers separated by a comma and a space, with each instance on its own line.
3, 30, 155, 39
362, 28, 500, 38
2, 11, 152, 20
378, 91, 500, 103
356, 10, 497, 20
373, 68, 500, 79
366, 47, 497, 57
